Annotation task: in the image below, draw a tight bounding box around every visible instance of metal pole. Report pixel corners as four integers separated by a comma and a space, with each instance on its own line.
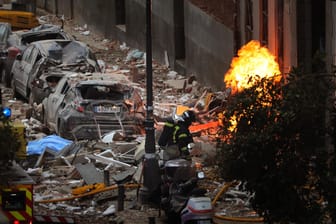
146, 1, 153, 121
117, 184, 125, 211
104, 170, 110, 186
140, 0, 160, 205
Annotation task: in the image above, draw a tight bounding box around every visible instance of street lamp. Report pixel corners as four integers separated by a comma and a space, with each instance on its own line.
139, 0, 161, 206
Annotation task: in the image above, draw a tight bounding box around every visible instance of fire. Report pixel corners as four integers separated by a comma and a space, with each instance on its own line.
224, 40, 281, 133
224, 40, 281, 93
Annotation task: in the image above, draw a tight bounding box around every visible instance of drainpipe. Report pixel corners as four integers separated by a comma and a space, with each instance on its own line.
234, 0, 241, 54
70, 0, 74, 19
140, 0, 161, 206
331, 1, 336, 68
55, 0, 58, 16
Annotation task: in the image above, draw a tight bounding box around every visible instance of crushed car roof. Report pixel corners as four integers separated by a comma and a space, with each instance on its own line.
30, 39, 94, 63
75, 79, 134, 92
17, 24, 69, 38
49, 71, 140, 92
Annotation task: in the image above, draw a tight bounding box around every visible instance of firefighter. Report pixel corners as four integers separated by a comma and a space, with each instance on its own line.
158, 110, 196, 160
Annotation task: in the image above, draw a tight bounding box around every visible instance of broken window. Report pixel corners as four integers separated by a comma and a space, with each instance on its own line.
261, 0, 268, 46
174, 0, 185, 60
245, 0, 253, 42
277, 0, 284, 72
81, 85, 125, 101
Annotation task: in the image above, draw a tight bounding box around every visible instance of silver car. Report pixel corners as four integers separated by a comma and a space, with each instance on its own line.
11, 39, 100, 104
2, 24, 73, 87
42, 73, 145, 140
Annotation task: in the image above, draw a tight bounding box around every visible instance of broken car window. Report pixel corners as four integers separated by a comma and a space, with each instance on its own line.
81, 85, 125, 100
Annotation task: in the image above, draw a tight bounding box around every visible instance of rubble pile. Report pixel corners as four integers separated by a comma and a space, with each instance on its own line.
28, 138, 154, 223
0, 13, 263, 224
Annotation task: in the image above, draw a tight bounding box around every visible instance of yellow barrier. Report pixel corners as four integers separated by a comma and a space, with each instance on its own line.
0, 10, 39, 30
12, 120, 27, 160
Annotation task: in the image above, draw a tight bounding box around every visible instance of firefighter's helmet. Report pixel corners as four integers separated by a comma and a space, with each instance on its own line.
181, 110, 196, 125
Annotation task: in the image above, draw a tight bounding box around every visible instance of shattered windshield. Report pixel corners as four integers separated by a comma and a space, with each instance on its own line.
80, 85, 128, 100
62, 41, 93, 63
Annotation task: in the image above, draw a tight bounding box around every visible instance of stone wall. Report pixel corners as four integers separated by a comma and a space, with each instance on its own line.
184, 1, 234, 89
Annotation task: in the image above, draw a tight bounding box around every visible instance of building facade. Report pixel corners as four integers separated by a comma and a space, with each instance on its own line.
36, 0, 334, 89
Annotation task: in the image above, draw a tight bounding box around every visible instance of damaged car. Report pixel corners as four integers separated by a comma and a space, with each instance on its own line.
11, 39, 101, 104
42, 73, 145, 140
2, 23, 74, 86
0, 22, 11, 72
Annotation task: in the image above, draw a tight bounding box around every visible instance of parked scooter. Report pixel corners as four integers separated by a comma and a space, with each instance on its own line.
159, 143, 213, 224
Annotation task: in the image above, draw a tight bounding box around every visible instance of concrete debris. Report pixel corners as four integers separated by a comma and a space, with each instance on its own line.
164, 78, 187, 90
56, 203, 82, 212
80, 30, 90, 36
102, 204, 116, 216
126, 49, 144, 62
119, 42, 129, 51
111, 167, 136, 184
166, 70, 178, 79
75, 163, 104, 184
0, 12, 259, 224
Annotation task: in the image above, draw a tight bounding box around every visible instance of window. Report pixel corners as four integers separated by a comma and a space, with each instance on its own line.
245, 0, 253, 42
64, 88, 75, 105
261, 0, 268, 45
22, 46, 33, 62
60, 80, 69, 94
28, 47, 39, 64
174, 0, 185, 60
277, 0, 284, 71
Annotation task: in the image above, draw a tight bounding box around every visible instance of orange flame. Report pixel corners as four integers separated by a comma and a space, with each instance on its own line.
224, 40, 281, 94
224, 40, 281, 133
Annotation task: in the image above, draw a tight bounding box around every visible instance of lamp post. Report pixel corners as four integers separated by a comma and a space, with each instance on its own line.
140, 0, 161, 205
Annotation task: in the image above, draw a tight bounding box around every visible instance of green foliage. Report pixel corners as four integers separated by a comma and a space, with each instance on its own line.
0, 118, 20, 166
217, 69, 336, 223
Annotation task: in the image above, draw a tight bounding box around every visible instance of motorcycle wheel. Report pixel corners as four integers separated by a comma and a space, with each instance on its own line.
165, 209, 181, 224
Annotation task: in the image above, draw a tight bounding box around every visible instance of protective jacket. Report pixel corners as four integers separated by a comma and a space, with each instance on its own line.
173, 121, 193, 155
158, 118, 193, 156
158, 117, 176, 147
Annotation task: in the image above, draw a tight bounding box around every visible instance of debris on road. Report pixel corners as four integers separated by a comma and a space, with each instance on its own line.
0, 12, 263, 224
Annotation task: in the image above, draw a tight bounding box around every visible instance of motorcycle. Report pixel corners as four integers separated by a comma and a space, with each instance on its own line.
159, 143, 213, 224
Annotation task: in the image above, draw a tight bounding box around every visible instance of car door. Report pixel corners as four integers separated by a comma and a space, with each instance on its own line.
20, 46, 39, 98
46, 78, 69, 129
12, 45, 33, 97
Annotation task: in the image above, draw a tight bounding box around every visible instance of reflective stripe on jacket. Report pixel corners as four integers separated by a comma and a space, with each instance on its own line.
173, 124, 193, 152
